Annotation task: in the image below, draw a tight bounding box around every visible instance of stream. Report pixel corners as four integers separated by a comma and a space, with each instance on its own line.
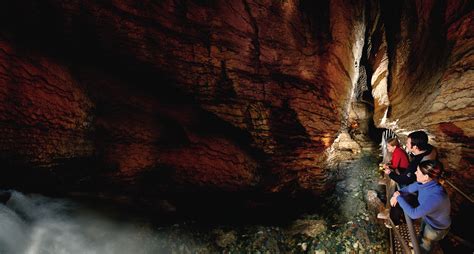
0, 153, 388, 253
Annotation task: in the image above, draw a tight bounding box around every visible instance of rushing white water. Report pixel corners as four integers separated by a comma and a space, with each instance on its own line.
0, 191, 165, 254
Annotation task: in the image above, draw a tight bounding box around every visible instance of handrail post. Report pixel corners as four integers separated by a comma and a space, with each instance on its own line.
395, 182, 420, 254
404, 213, 421, 254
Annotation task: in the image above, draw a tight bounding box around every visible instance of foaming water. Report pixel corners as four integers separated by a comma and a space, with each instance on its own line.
0, 191, 164, 254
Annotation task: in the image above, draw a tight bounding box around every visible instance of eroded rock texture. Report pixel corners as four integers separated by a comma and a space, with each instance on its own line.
0, 38, 94, 166
367, 0, 474, 204
0, 0, 472, 200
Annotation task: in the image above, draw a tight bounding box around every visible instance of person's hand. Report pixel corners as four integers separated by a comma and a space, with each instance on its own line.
383, 164, 390, 169
390, 191, 400, 207
384, 168, 391, 175
390, 196, 398, 207
393, 191, 400, 198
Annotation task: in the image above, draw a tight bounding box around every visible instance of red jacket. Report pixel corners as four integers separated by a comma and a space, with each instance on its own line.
392, 146, 409, 170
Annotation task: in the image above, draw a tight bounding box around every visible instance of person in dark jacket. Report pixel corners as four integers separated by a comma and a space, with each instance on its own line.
385, 131, 438, 226
391, 160, 450, 253
388, 131, 437, 188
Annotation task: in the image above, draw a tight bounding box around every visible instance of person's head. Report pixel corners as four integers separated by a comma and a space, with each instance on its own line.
416, 160, 444, 183
387, 138, 399, 153
406, 131, 429, 154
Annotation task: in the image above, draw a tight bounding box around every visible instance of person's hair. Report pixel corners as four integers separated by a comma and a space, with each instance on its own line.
408, 131, 429, 150
418, 160, 444, 179
387, 137, 399, 147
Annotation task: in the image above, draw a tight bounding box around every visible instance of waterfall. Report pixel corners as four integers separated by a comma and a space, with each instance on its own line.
0, 191, 165, 254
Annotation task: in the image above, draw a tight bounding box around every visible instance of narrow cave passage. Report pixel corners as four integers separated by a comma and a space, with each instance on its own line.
0, 0, 473, 253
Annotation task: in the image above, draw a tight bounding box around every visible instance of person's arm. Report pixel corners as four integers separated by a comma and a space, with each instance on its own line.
397, 194, 440, 219
399, 182, 419, 194
391, 183, 418, 206
388, 170, 416, 185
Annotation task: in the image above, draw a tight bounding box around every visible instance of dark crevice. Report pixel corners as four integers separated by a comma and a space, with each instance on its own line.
215, 60, 237, 102
379, 0, 403, 98
242, 0, 261, 72
269, 100, 311, 154
351, 5, 384, 146
298, 0, 332, 53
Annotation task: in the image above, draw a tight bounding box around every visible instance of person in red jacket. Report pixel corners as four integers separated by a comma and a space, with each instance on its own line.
378, 137, 411, 226
383, 137, 409, 174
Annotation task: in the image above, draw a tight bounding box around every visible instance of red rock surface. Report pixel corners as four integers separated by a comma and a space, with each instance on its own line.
0, 0, 472, 199
0, 38, 94, 166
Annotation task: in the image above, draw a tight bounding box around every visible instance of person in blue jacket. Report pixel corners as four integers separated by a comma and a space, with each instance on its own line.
390, 160, 451, 253
383, 131, 437, 226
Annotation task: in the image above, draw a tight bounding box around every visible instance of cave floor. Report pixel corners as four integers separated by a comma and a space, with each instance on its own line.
1, 152, 391, 253
128, 152, 390, 253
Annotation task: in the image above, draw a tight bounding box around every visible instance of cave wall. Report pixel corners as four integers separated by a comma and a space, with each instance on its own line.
0, 37, 260, 192
0, 38, 94, 165
0, 0, 368, 195
367, 0, 474, 201
0, 0, 472, 198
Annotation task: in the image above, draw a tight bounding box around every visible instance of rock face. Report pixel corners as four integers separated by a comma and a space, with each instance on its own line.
367, 0, 474, 204
0, 38, 94, 165
0, 1, 472, 200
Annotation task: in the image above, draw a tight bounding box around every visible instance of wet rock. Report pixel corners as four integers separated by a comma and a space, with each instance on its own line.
331, 132, 362, 154
288, 219, 327, 238
366, 190, 385, 215
353, 241, 359, 249
214, 229, 237, 248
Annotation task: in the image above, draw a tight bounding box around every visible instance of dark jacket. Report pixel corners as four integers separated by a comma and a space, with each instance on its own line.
389, 145, 436, 186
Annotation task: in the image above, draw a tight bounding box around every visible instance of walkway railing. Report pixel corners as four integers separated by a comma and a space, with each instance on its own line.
380, 176, 419, 253
379, 129, 473, 253
397, 182, 421, 254
380, 130, 419, 254
444, 179, 474, 203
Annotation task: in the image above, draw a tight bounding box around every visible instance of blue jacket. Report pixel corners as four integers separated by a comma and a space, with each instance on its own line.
397, 180, 451, 229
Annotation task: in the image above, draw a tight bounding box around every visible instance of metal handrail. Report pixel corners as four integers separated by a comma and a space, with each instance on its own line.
380, 130, 474, 253
386, 175, 473, 254
380, 129, 473, 204
404, 213, 420, 253
395, 183, 420, 254
380, 130, 419, 253
444, 179, 474, 203
447, 232, 474, 249
388, 218, 412, 254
